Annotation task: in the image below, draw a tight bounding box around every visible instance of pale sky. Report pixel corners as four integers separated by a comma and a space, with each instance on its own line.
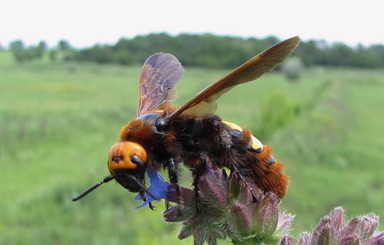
1, 0, 382, 48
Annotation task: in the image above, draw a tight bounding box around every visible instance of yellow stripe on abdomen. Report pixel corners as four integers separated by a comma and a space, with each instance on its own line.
223, 120, 263, 152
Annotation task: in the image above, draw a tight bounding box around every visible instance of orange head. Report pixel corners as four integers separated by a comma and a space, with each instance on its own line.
108, 142, 148, 192
72, 141, 152, 201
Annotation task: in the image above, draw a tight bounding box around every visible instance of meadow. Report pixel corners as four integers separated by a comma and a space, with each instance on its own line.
1, 51, 383, 244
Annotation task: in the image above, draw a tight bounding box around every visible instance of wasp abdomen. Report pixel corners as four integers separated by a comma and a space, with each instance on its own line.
222, 121, 263, 153
222, 120, 288, 197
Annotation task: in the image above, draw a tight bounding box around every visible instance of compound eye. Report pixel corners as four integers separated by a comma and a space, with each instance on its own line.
108, 142, 147, 171
155, 117, 167, 131
130, 155, 146, 168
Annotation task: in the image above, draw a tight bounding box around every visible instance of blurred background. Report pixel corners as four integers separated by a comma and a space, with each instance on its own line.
1, 0, 383, 244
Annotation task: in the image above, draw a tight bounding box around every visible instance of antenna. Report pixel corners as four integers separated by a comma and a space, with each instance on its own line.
72, 175, 114, 201
72, 175, 159, 201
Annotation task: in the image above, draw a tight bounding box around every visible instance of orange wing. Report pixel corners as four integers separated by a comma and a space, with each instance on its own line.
167, 36, 300, 120
137, 53, 184, 117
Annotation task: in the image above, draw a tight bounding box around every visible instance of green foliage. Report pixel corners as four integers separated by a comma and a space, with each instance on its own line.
49, 49, 58, 62
1, 62, 384, 244
255, 90, 300, 140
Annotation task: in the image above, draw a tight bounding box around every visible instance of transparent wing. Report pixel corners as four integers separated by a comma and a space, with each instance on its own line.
137, 53, 184, 116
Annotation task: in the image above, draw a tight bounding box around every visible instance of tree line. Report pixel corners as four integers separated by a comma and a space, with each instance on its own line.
6, 33, 384, 68
7, 39, 73, 63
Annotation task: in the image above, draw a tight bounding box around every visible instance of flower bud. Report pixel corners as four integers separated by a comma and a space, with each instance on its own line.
280, 235, 296, 245
230, 201, 252, 237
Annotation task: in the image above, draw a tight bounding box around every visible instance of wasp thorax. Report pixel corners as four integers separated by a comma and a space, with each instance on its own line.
108, 142, 148, 171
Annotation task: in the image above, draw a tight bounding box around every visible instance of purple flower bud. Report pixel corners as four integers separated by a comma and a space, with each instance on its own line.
280, 235, 296, 245
298, 232, 311, 245
356, 214, 379, 240
177, 215, 226, 245
252, 194, 279, 236
198, 168, 228, 209
230, 201, 252, 237
340, 213, 379, 241
311, 217, 336, 244
328, 206, 345, 233
178, 224, 193, 240
340, 235, 359, 245
277, 213, 295, 234
364, 232, 384, 245
163, 205, 195, 222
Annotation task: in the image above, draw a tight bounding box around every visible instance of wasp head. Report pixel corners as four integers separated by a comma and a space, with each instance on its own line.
72, 141, 156, 202
108, 142, 148, 192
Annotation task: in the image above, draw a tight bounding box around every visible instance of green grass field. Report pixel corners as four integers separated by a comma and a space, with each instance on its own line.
1, 52, 383, 244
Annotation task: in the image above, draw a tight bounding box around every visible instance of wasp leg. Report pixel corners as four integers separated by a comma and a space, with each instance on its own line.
165, 158, 179, 209
139, 190, 155, 210
232, 165, 260, 202
167, 158, 178, 184
185, 155, 210, 214
148, 202, 155, 210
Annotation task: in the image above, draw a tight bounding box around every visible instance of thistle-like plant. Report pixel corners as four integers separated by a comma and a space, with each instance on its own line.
160, 159, 383, 245
163, 158, 294, 245
282, 207, 384, 245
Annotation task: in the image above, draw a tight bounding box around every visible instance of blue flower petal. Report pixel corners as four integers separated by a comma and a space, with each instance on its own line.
135, 169, 171, 209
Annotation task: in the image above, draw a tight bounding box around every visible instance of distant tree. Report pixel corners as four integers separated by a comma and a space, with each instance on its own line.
58, 39, 71, 51
296, 40, 327, 66
264, 35, 280, 46
9, 40, 27, 62
115, 49, 134, 65
326, 42, 354, 66
9, 40, 48, 62
369, 44, 384, 67
9, 40, 24, 50
79, 45, 114, 63
65, 33, 384, 69
38, 41, 47, 51
350, 44, 384, 68
174, 34, 202, 65
54, 39, 74, 61
35, 40, 47, 58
